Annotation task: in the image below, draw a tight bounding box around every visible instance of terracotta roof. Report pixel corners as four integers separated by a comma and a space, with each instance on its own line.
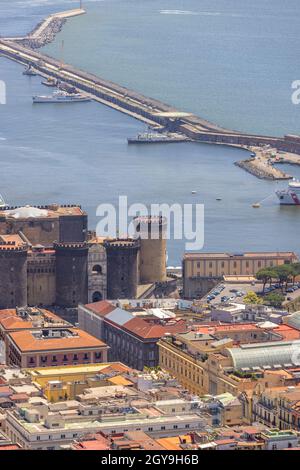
73, 435, 110, 451
123, 318, 187, 339
8, 329, 107, 353
184, 251, 298, 260
0, 445, 21, 450
0, 308, 68, 331
108, 375, 133, 386
100, 363, 130, 374
156, 435, 193, 451
9, 393, 29, 402
83, 301, 116, 318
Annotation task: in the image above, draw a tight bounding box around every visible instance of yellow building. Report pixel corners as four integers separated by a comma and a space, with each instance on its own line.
26, 362, 131, 402
183, 251, 298, 298
158, 335, 256, 397
158, 334, 294, 399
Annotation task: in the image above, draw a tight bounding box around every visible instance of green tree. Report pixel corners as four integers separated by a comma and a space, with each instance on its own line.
272, 265, 294, 291
291, 263, 300, 285
243, 291, 263, 305
256, 268, 277, 293
264, 292, 285, 308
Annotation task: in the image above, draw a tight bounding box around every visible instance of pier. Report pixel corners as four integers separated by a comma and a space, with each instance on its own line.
1, 8, 300, 179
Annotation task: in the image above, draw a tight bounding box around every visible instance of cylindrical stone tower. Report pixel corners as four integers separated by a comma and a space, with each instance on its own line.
104, 239, 140, 299
135, 216, 167, 284
54, 242, 88, 307
0, 244, 28, 309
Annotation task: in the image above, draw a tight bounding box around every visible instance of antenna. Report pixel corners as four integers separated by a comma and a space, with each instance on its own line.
80, 0, 83, 9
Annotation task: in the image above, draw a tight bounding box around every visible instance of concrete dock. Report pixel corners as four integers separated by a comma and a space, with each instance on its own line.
1, 8, 300, 179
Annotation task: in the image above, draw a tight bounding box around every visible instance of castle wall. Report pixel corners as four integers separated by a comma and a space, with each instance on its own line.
55, 243, 88, 307
104, 240, 139, 299
0, 247, 28, 308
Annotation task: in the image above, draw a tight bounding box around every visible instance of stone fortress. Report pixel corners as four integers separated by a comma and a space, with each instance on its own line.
0, 204, 167, 309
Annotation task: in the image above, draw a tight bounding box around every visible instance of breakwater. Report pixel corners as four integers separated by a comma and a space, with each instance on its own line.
235, 159, 291, 181
1, 7, 300, 178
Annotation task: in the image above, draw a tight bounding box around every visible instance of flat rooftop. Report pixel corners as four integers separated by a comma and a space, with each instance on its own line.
0, 307, 70, 332
8, 328, 107, 353
0, 204, 85, 220
184, 251, 298, 260
27, 362, 129, 377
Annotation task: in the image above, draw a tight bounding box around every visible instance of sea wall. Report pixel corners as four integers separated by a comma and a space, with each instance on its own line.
20, 17, 67, 49
235, 158, 291, 181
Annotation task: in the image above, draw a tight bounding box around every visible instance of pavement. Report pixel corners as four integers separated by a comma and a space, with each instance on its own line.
203, 281, 300, 306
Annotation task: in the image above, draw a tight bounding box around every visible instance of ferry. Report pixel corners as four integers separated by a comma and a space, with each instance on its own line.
276, 179, 300, 205
32, 90, 91, 103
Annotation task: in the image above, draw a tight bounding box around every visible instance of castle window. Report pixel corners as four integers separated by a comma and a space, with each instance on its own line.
92, 265, 102, 275
92, 291, 102, 302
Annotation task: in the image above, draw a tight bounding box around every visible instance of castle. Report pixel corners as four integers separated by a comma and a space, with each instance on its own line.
0, 205, 167, 309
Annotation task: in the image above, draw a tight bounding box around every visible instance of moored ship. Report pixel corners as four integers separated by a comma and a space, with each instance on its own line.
128, 128, 189, 144
23, 66, 37, 76
0, 194, 6, 208
276, 180, 300, 205
32, 90, 91, 103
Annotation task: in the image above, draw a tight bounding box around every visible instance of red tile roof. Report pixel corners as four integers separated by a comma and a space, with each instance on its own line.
123, 318, 187, 340
8, 329, 107, 353
83, 301, 116, 318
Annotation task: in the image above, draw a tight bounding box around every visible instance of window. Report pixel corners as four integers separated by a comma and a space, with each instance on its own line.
92, 265, 102, 275
92, 291, 102, 302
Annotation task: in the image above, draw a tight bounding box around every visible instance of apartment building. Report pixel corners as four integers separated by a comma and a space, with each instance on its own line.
6, 327, 108, 368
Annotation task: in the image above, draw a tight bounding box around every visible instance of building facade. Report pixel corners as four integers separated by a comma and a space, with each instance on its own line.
183, 251, 299, 298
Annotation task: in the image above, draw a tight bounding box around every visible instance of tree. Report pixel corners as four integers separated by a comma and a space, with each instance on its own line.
291, 263, 300, 285
256, 268, 277, 293
264, 292, 285, 308
243, 291, 263, 305
272, 265, 294, 291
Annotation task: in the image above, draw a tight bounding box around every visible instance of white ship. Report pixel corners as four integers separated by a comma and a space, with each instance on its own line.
276, 179, 300, 205
0, 194, 6, 208
128, 128, 189, 144
32, 90, 91, 103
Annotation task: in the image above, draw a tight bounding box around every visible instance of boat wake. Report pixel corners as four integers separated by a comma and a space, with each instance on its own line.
160, 10, 199, 16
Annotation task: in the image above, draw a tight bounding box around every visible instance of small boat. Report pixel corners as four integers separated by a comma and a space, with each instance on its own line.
23, 66, 37, 76
0, 194, 6, 208
41, 77, 57, 87
191, 191, 197, 194
32, 90, 91, 103
252, 203, 261, 208
216, 198, 222, 201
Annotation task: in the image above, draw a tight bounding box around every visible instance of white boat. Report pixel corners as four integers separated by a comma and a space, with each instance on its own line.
0, 194, 6, 208
128, 131, 173, 144
23, 66, 37, 76
32, 90, 91, 103
276, 179, 300, 205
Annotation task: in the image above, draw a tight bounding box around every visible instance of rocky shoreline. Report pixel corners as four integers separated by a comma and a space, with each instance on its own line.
20, 17, 67, 49
235, 158, 291, 181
